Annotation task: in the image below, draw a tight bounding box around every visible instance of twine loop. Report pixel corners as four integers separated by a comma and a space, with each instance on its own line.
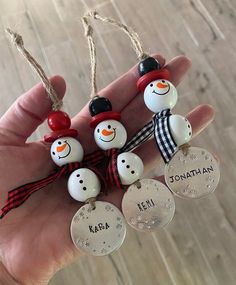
82, 10, 149, 99
6, 28, 63, 111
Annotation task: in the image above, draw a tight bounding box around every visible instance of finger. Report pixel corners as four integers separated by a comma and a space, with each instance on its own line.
120, 56, 192, 138
167, 55, 192, 86
0, 76, 66, 143
71, 54, 165, 126
135, 104, 215, 174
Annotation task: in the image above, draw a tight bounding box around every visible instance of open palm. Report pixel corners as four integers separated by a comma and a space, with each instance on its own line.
0, 55, 214, 285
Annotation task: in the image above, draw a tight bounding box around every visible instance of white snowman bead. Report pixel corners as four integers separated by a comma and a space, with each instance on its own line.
50, 137, 84, 167
169, 115, 192, 146
117, 152, 144, 185
144, 79, 178, 113
68, 168, 101, 202
94, 120, 127, 150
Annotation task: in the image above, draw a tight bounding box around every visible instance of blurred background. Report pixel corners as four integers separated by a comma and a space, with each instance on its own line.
0, 0, 235, 284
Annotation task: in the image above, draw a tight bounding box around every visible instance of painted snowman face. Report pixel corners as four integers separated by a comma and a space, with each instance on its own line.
117, 152, 144, 185
50, 137, 84, 166
68, 168, 101, 202
144, 79, 178, 113
94, 120, 127, 150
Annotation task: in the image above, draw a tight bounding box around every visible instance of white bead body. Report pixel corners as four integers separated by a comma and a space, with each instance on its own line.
94, 120, 127, 150
50, 137, 84, 166
144, 79, 178, 113
169, 115, 192, 146
117, 152, 144, 185
68, 168, 101, 202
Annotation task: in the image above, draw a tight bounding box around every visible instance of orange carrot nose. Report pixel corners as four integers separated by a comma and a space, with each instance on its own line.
157, 82, 168, 89
102, 129, 114, 136
56, 143, 67, 152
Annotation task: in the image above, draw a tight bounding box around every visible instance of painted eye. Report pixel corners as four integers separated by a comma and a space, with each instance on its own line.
108, 125, 111, 129
76, 174, 80, 177
126, 165, 130, 169
97, 129, 100, 133
122, 160, 125, 163
58, 141, 62, 145
131, 170, 135, 174
150, 83, 153, 87
162, 80, 165, 83
79, 180, 83, 184
52, 151, 55, 155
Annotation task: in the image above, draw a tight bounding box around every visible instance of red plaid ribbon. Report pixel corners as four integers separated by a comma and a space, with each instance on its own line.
84, 149, 123, 189
0, 157, 106, 219
0, 148, 123, 219
105, 149, 122, 190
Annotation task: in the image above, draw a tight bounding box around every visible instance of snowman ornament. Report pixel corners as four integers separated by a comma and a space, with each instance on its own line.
136, 57, 220, 200
89, 96, 175, 232
45, 110, 126, 256
44, 111, 101, 203
89, 96, 144, 186
137, 57, 192, 162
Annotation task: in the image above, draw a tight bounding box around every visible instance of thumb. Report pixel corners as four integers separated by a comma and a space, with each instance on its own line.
0, 75, 66, 143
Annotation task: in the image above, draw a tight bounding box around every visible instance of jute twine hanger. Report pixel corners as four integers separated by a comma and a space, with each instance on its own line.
81, 12, 190, 156
82, 10, 149, 99
6, 28, 63, 111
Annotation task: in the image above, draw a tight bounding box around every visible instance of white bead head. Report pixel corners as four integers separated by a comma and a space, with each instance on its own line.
144, 79, 178, 113
50, 137, 84, 166
68, 168, 101, 202
117, 152, 144, 185
94, 120, 127, 150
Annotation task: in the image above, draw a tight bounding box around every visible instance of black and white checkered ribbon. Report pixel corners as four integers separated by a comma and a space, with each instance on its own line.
153, 109, 177, 163
122, 109, 177, 163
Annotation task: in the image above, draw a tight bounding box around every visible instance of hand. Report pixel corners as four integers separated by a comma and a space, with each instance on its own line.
0, 55, 214, 285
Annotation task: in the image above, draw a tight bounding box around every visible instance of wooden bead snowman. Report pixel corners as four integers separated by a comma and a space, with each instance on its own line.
45, 110, 127, 256
44, 110, 101, 204
137, 57, 192, 155
136, 57, 220, 200
89, 96, 144, 186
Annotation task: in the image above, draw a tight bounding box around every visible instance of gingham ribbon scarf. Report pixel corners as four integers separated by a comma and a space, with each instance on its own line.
77, 149, 123, 190
0, 162, 83, 219
0, 155, 106, 219
122, 109, 177, 163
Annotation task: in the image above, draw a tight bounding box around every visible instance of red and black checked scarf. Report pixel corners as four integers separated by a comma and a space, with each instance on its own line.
0, 137, 141, 219
0, 156, 106, 219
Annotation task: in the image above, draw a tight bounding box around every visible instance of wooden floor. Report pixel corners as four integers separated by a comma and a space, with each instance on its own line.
0, 0, 236, 284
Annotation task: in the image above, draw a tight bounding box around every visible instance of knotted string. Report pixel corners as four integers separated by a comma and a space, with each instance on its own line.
82, 10, 149, 99
6, 29, 62, 111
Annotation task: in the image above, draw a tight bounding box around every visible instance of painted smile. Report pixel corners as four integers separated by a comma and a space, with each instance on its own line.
58, 141, 71, 159
100, 128, 116, 142
152, 83, 170, 95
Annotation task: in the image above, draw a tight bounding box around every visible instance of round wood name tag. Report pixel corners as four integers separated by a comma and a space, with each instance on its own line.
165, 147, 220, 199
70, 201, 126, 256
122, 179, 175, 232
